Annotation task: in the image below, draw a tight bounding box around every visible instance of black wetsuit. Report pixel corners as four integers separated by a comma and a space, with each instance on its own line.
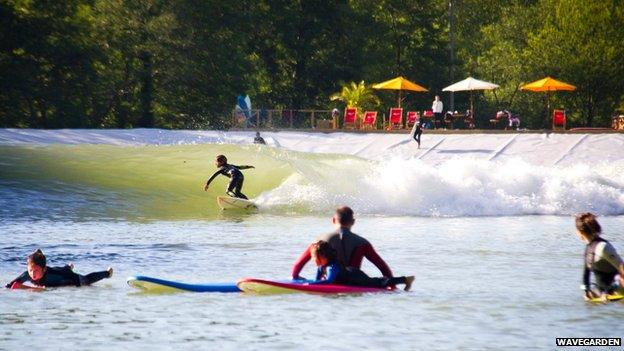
412, 121, 422, 147
5, 265, 110, 288
310, 260, 407, 288
583, 237, 622, 293
206, 164, 253, 199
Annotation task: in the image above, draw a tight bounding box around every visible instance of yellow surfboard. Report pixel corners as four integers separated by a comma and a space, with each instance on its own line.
588, 294, 624, 303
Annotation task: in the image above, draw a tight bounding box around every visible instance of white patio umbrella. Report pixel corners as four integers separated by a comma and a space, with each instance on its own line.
442, 77, 499, 118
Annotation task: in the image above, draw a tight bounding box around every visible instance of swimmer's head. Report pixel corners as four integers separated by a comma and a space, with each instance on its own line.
575, 212, 601, 242
215, 155, 227, 167
310, 240, 336, 266
27, 249, 46, 280
333, 206, 355, 228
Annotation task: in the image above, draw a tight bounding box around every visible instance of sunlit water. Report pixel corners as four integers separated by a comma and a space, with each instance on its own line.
1, 140, 623, 350
1, 216, 623, 350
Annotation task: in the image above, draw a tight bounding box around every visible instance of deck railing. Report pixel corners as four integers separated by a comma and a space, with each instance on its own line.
232, 109, 339, 129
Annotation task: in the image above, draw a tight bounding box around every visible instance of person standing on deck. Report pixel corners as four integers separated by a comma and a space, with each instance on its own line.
432, 95, 444, 129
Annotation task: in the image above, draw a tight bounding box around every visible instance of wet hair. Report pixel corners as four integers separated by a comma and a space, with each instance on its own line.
311, 240, 337, 262
216, 155, 227, 164
575, 212, 602, 238
335, 206, 354, 225
27, 249, 46, 268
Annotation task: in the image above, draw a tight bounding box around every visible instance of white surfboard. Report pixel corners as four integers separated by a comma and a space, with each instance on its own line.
216, 196, 257, 210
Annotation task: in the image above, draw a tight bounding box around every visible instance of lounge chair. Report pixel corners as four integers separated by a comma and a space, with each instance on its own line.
361, 111, 377, 130
344, 107, 357, 129
387, 107, 403, 129
406, 111, 420, 128
552, 109, 566, 130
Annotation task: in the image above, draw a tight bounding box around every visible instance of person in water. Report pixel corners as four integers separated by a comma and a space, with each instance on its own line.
253, 132, 266, 145
204, 154, 254, 199
5, 249, 113, 289
291, 206, 394, 280
575, 212, 624, 301
309, 240, 414, 291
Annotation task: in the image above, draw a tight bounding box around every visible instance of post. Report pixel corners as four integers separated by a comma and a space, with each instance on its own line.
449, 0, 455, 112
268, 110, 273, 128
311, 110, 315, 129
289, 110, 293, 129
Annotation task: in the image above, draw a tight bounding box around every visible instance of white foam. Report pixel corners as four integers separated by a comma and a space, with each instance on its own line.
1, 128, 623, 167
255, 156, 624, 216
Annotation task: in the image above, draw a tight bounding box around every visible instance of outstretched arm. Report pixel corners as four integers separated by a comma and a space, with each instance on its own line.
291, 245, 312, 279
204, 170, 222, 191
5, 271, 30, 289
236, 165, 254, 170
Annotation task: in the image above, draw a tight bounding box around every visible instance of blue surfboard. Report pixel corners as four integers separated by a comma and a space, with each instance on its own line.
127, 275, 307, 293
127, 275, 241, 293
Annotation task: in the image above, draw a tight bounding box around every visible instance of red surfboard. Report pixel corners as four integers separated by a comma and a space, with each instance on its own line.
236, 278, 392, 295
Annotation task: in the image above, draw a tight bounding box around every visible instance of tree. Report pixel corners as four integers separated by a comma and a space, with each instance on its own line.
0, 0, 107, 127
524, 0, 624, 127
330, 81, 380, 110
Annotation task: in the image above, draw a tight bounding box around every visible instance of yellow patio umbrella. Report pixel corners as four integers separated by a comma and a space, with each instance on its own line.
372, 76, 428, 108
521, 76, 576, 128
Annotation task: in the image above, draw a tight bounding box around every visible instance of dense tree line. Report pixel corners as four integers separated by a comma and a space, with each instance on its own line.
1, 0, 622, 129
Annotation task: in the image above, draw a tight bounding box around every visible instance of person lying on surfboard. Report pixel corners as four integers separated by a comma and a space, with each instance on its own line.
575, 213, 624, 302
291, 206, 394, 281
5, 249, 113, 290
308, 240, 414, 291
203, 154, 254, 199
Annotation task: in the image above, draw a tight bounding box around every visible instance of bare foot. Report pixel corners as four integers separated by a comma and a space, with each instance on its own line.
107, 267, 114, 278
404, 276, 415, 291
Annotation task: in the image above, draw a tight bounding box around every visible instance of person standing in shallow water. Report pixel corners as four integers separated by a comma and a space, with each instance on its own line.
575, 212, 624, 302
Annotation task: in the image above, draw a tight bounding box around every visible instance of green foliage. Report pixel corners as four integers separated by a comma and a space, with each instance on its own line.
330, 81, 380, 111
475, 0, 624, 128
1, 0, 623, 129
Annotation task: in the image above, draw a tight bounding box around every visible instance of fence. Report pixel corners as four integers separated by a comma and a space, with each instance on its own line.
232, 109, 341, 129
231, 108, 500, 130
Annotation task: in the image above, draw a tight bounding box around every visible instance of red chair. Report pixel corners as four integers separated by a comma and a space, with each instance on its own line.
344, 107, 357, 129
552, 109, 566, 130
406, 111, 420, 127
388, 108, 403, 129
361, 111, 377, 130
423, 110, 433, 118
